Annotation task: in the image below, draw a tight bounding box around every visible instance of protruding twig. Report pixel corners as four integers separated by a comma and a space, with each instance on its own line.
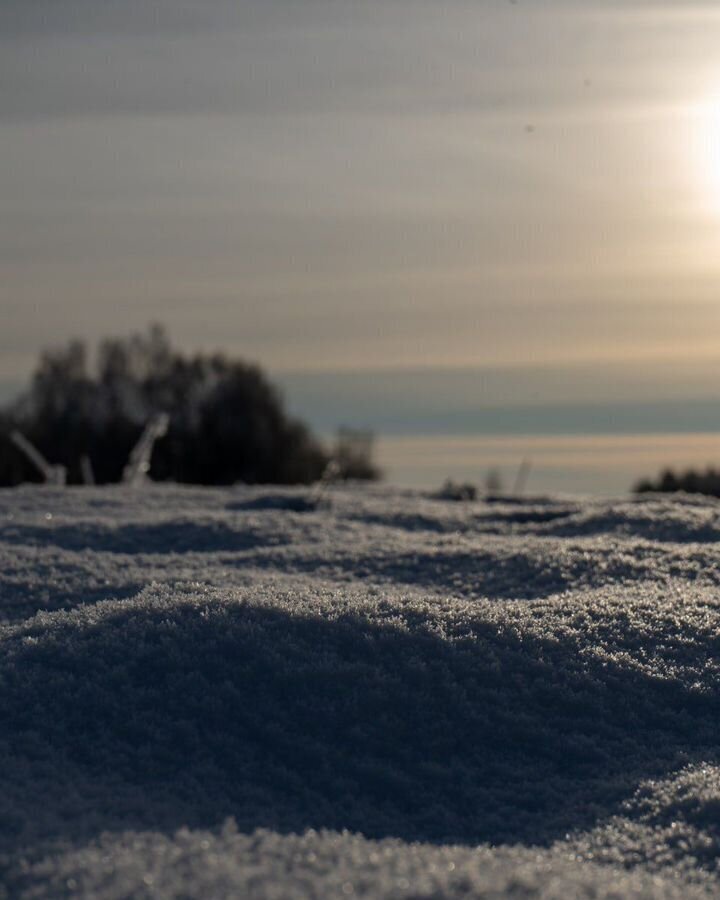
122, 413, 169, 487
513, 458, 532, 496
80, 454, 95, 486
10, 430, 67, 486
309, 458, 341, 506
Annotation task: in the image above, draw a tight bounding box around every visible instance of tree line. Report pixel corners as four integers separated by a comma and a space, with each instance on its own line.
634, 468, 720, 498
0, 326, 380, 487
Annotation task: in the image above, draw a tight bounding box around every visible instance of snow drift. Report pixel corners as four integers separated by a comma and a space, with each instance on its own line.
1, 485, 719, 897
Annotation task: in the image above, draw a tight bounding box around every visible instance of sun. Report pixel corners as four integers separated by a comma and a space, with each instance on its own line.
695, 95, 720, 211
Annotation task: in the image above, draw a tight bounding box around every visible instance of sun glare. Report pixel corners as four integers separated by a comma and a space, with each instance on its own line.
696, 95, 720, 211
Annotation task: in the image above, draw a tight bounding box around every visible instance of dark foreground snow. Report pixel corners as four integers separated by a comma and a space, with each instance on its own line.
1, 484, 719, 898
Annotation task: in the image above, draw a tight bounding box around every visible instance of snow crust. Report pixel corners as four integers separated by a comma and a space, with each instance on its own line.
1, 484, 719, 897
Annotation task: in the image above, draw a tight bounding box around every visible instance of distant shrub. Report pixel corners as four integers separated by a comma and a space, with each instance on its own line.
634, 467, 720, 498
332, 428, 382, 481
0, 326, 331, 487
435, 479, 477, 502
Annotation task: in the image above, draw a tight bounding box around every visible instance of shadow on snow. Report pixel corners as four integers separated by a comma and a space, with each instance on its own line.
0, 519, 280, 554
1, 598, 718, 856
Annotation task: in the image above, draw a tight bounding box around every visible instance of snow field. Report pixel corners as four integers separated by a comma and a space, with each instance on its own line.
1, 484, 719, 897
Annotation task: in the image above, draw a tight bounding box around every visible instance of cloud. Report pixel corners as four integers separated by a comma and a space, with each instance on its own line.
3, 0, 707, 123
3, 0, 720, 383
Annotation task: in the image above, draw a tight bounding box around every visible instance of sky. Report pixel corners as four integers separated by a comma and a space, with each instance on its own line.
4, 1, 720, 465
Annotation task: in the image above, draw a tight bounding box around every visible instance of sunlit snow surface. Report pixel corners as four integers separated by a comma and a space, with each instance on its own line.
1, 484, 720, 898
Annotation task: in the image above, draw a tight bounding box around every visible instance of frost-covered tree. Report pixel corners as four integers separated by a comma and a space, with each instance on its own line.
0, 326, 330, 486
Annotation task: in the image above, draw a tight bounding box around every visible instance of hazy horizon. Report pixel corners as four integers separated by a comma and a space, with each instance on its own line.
6, 350, 720, 494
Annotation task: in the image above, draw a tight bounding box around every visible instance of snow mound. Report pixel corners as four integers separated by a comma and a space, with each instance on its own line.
1, 485, 719, 897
